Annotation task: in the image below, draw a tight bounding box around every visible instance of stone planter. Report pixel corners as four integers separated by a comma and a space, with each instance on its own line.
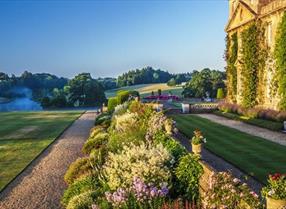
182, 103, 190, 113
192, 143, 202, 155
266, 197, 286, 209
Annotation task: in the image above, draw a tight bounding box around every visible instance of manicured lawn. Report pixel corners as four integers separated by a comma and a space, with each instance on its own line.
105, 83, 183, 98
171, 114, 286, 184
0, 111, 83, 191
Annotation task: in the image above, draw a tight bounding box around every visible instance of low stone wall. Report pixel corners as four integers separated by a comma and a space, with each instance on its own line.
199, 161, 253, 209
189, 103, 218, 113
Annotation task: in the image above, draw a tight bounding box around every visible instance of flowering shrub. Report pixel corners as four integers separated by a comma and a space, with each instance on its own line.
202, 172, 262, 209
191, 129, 206, 145
262, 173, 286, 200
82, 133, 108, 154
64, 157, 94, 185
218, 101, 286, 122
113, 102, 129, 116
146, 112, 175, 140
114, 112, 139, 133
105, 177, 168, 208
103, 142, 172, 190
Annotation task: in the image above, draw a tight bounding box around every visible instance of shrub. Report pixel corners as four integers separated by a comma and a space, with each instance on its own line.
153, 131, 187, 163
82, 133, 108, 154
64, 157, 93, 185
89, 126, 105, 139
113, 102, 129, 116
103, 142, 172, 190
94, 113, 112, 126
216, 88, 225, 99
128, 90, 140, 98
117, 90, 130, 104
107, 97, 118, 112
191, 129, 206, 145
262, 173, 286, 200
175, 154, 203, 201
114, 112, 139, 133
61, 176, 97, 206
146, 112, 174, 140
105, 177, 168, 208
66, 190, 96, 209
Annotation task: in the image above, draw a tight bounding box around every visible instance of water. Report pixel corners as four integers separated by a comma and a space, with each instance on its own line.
0, 98, 43, 112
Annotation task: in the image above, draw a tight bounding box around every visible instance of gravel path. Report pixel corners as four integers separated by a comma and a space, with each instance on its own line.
174, 132, 264, 194
197, 113, 286, 146
0, 111, 96, 209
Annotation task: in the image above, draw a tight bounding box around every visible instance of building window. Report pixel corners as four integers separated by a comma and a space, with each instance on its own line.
267, 22, 272, 45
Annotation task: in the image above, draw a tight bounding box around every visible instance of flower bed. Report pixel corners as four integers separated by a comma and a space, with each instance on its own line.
62, 100, 203, 209
144, 95, 179, 101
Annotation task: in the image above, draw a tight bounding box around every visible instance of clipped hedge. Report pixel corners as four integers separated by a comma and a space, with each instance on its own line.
107, 97, 118, 112
64, 157, 93, 185
61, 176, 97, 206
66, 190, 96, 209
82, 133, 108, 154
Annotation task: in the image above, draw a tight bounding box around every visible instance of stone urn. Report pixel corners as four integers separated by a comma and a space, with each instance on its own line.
266, 197, 286, 209
164, 122, 173, 135
192, 143, 202, 155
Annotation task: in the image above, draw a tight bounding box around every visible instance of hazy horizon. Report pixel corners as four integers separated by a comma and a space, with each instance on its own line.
0, 0, 228, 78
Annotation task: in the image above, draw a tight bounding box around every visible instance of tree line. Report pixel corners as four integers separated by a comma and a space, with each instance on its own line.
117, 66, 191, 87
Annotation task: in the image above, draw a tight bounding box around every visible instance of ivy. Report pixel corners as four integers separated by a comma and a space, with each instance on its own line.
240, 24, 260, 108
274, 12, 286, 110
225, 33, 238, 103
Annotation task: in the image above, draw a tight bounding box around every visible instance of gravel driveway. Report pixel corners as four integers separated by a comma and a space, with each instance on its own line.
0, 111, 96, 209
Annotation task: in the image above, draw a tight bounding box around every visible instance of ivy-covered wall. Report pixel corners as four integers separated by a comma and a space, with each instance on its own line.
225, 33, 238, 103
274, 12, 286, 110
225, 12, 286, 110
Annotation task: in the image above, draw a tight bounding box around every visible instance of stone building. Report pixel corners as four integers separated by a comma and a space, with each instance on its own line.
226, 0, 286, 110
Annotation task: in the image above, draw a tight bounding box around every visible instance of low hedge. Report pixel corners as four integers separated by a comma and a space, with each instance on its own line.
61, 176, 97, 207
214, 111, 283, 131
64, 157, 93, 185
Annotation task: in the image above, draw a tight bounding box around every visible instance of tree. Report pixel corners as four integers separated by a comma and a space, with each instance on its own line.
167, 78, 177, 86
182, 69, 225, 98
67, 73, 106, 106
216, 88, 225, 99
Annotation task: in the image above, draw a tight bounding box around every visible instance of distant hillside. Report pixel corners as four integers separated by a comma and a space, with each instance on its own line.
105, 83, 183, 98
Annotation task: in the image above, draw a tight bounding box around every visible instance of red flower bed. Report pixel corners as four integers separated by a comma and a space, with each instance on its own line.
144, 95, 179, 101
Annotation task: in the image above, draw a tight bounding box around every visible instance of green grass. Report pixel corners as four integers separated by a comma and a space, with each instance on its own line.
0, 111, 83, 191
171, 114, 286, 184
105, 83, 183, 98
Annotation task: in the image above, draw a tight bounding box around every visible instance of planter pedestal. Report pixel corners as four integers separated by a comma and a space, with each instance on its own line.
192, 143, 202, 156
266, 197, 286, 209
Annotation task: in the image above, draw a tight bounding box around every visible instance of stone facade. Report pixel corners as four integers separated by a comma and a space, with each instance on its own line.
226, 0, 286, 110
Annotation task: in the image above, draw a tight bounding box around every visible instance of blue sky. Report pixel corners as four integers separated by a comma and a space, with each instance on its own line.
0, 0, 228, 78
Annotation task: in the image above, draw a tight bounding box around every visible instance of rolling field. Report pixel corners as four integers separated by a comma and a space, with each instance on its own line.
172, 114, 286, 184
0, 111, 83, 191
105, 83, 183, 98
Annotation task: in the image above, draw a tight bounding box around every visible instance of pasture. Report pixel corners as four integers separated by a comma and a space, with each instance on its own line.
105, 83, 183, 98
0, 111, 83, 191
172, 114, 286, 184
